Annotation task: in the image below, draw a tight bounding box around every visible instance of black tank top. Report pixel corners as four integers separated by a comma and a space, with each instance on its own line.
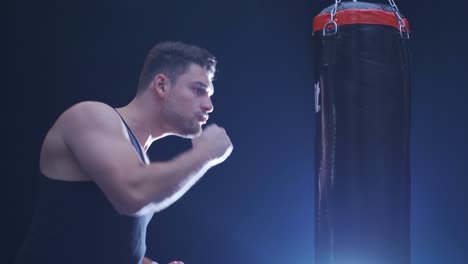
15, 109, 153, 264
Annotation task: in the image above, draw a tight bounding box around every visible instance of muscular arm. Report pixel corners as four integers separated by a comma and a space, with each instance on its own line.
59, 102, 231, 215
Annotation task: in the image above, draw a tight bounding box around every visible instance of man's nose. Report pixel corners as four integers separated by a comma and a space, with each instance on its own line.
201, 97, 214, 113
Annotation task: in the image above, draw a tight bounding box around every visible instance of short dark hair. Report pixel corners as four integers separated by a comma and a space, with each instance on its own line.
136, 41, 217, 94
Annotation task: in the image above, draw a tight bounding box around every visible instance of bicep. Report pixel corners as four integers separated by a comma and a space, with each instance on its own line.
60, 103, 143, 208
67, 126, 141, 182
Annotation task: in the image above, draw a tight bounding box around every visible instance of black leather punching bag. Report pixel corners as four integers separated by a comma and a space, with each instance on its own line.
313, 1, 411, 263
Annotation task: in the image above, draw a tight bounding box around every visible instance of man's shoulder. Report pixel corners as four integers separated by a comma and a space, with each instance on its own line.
57, 101, 120, 131
66, 101, 114, 115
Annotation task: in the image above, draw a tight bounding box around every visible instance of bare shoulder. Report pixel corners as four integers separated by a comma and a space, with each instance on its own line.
57, 101, 122, 134
67, 101, 112, 112
40, 101, 123, 181
61, 101, 117, 123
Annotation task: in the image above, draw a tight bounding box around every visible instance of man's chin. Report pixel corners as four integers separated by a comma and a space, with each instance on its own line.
179, 126, 202, 139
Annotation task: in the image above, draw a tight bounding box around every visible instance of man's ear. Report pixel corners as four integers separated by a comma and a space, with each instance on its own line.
153, 74, 169, 97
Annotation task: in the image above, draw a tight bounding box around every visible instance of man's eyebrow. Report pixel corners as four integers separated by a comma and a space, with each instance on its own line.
191, 81, 208, 88
191, 81, 214, 95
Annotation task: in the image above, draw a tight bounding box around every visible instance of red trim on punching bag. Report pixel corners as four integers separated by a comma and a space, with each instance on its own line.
313, 9, 410, 33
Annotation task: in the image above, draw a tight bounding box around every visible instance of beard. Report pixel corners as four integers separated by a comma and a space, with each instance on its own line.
178, 121, 202, 139
162, 106, 202, 138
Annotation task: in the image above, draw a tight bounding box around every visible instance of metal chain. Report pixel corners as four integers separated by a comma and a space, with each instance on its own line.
323, 0, 341, 36
330, 0, 342, 21
388, 0, 398, 9
388, 0, 409, 39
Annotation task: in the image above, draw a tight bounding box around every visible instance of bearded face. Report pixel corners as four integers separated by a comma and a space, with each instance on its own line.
160, 64, 214, 138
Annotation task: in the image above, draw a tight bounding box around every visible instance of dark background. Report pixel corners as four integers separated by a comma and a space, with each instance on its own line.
6, 0, 467, 263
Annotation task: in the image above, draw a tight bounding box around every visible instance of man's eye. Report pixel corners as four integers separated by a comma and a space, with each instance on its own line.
194, 88, 206, 95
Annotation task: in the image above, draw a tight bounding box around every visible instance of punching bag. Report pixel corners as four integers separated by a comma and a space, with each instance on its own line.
313, 1, 411, 263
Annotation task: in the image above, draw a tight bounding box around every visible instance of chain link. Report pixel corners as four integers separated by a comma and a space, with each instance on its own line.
330, 0, 342, 21
323, 0, 341, 36
388, 0, 398, 10
388, 0, 409, 39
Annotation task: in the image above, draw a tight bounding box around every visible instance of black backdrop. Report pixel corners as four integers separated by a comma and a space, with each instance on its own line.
6, 1, 468, 263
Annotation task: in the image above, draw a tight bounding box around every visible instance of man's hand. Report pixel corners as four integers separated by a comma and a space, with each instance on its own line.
192, 124, 233, 166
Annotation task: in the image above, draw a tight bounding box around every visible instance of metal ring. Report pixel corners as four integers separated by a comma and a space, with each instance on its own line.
323, 20, 338, 36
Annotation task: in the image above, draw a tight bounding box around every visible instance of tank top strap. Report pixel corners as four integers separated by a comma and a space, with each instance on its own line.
113, 108, 146, 163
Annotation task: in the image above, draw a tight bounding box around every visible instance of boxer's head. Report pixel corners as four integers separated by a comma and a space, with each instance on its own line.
136, 41, 216, 95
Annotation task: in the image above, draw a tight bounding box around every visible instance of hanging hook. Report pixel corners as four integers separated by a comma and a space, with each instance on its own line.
322, 0, 341, 36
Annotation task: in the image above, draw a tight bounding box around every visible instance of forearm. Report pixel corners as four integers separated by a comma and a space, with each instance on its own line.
124, 148, 212, 214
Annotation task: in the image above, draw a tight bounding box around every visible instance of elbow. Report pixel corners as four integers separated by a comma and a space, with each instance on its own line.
106, 167, 174, 215
111, 185, 149, 216
113, 194, 147, 216
114, 189, 176, 216
107, 169, 150, 215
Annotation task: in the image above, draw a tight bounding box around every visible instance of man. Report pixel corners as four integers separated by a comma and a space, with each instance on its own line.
15, 41, 233, 264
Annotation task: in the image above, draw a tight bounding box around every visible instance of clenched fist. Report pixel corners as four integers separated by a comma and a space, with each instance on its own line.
192, 124, 233, 166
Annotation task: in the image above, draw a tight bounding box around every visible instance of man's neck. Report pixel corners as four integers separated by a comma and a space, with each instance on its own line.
116, 98, 168, 152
